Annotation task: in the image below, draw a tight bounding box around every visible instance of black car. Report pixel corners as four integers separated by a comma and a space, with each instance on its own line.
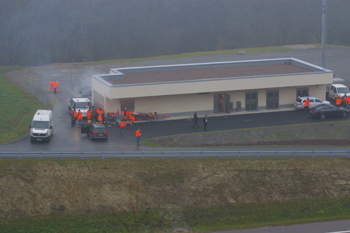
81, 123, 108, 140
309, 104, 349, 119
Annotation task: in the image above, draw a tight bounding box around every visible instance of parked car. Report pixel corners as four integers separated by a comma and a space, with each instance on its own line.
294, 96, 330, 110
81, 123, 108, 140
309, 104, 349, 120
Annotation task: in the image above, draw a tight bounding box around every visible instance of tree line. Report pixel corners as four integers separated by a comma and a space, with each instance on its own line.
0, 0, 349, 66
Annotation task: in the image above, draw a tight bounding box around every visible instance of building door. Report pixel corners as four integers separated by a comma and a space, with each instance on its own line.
121, 99, 134, 111
297, 88, 309, 98
245, 92, 258, 110
266, 90, 279, 109
214, 94, 230, 113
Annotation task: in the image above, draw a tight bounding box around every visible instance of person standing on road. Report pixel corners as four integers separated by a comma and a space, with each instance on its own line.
120, 118, 126, 135
71, 109, 77, 126
192, 112, 199, 129
129, 113, 135, 129
87, 108, 92, 120
49, 81, 53, 93
136, 129, 142, 146
77, 110, 83, 127
347, 96, 350, 109
53, 80, 58, 94
203, 115, 208, 131
304, 97, 310, 111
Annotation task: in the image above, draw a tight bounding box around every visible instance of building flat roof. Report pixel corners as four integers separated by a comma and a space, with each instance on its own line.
107, 64, 311, 85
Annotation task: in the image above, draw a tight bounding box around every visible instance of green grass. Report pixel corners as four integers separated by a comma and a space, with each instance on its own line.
0, 208, 172, 233
83, 46, 292, 65
183, 198, 350, 231
0, 66, 43, 144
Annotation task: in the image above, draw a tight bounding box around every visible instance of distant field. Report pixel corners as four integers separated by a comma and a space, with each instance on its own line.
0, 67, 43, 144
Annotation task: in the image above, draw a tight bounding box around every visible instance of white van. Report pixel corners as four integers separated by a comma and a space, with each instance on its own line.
29, 109, 54, 142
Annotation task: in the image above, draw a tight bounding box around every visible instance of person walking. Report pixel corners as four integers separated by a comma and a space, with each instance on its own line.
129, 113, 135, 129
53, 80, 58, 94
304, 97, 310, 111
77, 110, 83, 127
203, 114, 208, 131
192, 112, 199, 129
136, 129, 142, 146
120, 118, 126, 135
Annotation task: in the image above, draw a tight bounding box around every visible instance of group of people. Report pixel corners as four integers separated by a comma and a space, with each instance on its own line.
192, 112, 208, 131
71, 108, 92, 127
49, 80, 58, 94
335, 95, 350, 109
119, 108, 135, 135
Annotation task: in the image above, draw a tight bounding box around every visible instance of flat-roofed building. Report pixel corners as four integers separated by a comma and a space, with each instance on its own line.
91, 58, 333, 115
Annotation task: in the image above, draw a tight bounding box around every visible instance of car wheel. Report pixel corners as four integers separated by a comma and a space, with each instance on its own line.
320, 114, 326, 120
342, 112, 348, 118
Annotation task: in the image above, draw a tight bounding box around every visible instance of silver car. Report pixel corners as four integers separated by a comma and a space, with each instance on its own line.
294, 96, 330, 110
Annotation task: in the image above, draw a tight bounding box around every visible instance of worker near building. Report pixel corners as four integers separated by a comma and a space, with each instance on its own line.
335, 97, 342, 106
77, 110, 83, 127
87, 108, 92, 120
136, 129, 142, 146
98, 114, 103, 124
304, 97, 310, 111
53, 80, 58, 94
49, 81, 53, 93
71, 109, 77, 126
129, 113, 135, 129
120, 118, 126, 135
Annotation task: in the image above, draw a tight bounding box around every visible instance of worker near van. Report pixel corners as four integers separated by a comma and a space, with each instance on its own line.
49, 81, 53, 93
304, 97, 310, 111
77, 110, 83, 127
71, 109, 77, 126
87, 108, 92, 120
129, 113, 135, 129
335, 97, 342, 106
53, 80, 58, 94
346, 96, 350, 109
97, 114, 103, 124
120, 118, 126, 135
136, 129, 142, 146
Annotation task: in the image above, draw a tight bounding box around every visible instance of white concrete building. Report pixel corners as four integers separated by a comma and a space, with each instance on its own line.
91, 58, 333, 115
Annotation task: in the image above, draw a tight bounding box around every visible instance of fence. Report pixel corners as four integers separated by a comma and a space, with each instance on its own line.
1, 150, 350, 160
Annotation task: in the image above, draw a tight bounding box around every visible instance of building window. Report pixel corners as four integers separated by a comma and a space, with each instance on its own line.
121, 100, 134, 111
297, 88, 309, 98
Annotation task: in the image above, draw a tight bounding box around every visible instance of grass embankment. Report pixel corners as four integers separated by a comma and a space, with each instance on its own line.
1, 158, 350, 232
0, 67, 43, 144
143, 120, 350, 147
83, 46, 292, 65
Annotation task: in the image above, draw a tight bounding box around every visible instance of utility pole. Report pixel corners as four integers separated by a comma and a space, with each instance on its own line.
321, 0, 327, 68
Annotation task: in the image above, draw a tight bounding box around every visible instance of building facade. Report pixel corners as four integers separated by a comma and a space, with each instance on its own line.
91, 58, 333, 115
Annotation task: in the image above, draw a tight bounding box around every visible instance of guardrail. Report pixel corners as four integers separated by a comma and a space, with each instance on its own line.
1, 150, 350, 160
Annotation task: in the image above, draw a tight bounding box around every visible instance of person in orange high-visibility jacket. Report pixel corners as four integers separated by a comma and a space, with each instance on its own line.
77, 110, 83, 127
336, 98, 342, 106
346, 96, 350, 110
86, 108, 92, 120
304, 97, 310, 111
49, 81, 53, 93
129, 114, 135, 129
97, 114, 103, 124
53, 80, 58, 94
136, 129, 142, 146
120, 118, 126, 135
71, 109, 77, 126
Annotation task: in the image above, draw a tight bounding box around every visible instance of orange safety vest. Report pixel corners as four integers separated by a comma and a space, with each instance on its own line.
49, 81, 53, 91
98, 114, 102, 123
120, 120, 125, 127
336, 98, 342, 106
77, 112, 83, 120
129, 115, 134, 122
304, 98, 310, 107
53, 81, 58, 88
73, 110, 77, 118
87, 110, 92, 119
136, 130, 141, 137
347, 96, 350, 104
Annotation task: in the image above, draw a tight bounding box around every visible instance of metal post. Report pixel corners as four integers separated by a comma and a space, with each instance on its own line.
321, 0, 327, 68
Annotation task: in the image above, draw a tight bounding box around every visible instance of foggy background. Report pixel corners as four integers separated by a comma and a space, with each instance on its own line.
1, 0, 349, 66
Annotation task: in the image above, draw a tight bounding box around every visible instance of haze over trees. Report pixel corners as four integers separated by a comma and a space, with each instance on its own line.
0, 0, 349, 66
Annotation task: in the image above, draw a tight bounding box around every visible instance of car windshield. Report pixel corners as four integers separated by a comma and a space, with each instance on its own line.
296, 98, 303, 102
337, 87, 349, 93
94, 127, 106, 133
32, 121, 49, 129
75, 102, 90, 108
